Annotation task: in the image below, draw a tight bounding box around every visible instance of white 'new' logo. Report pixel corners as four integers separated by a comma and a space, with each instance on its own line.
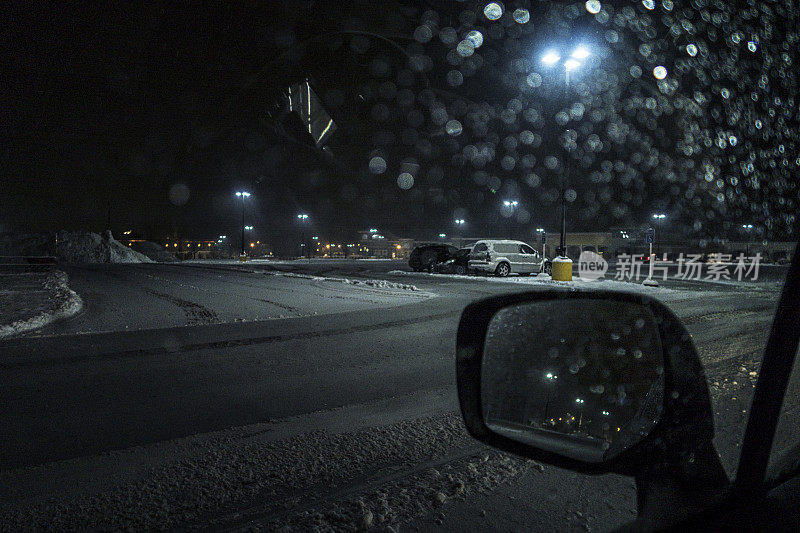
578, 251, 608, 282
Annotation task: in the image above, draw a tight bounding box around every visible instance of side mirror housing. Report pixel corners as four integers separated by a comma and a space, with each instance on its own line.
456, 289, 720, 479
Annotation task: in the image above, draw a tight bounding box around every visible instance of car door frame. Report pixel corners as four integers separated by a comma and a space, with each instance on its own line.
518, 243, 540, 273
501, 242, 522, 273
734, 241, 800, 495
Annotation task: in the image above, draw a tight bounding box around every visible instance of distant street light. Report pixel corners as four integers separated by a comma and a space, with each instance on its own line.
235, 191, 251, 256
652, 213, 666, 220
454, 219, 465, 225
244, 225, 254, 230
439, 233, 447, 238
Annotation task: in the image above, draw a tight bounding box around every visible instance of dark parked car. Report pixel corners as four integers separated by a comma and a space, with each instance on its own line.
435, 247, 472, 275
408, 244, 457, 272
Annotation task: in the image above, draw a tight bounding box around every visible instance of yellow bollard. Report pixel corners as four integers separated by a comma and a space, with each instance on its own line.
551, 258, 573, 281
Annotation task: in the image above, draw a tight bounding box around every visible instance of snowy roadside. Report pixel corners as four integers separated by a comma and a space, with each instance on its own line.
389, 270, 675, 295
0, 390, 527, 532
0, 270, 83, 338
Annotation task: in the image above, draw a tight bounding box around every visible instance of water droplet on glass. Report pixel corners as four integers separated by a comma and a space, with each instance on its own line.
483, 2, 503, 20
397, 173, 414, 190
686, 43, 698, 56
369, 156, 387, 174
457, 39, 475, 57
653, 66, 667, 79
466, 30, 484, 48
526, 72, 542, 88
569, 363, 580, 374
585, 0, 602, 15
413, 25, 433, 44
590, 384, 605, 394
445, 119, 463, 136
513, 8, 530, 24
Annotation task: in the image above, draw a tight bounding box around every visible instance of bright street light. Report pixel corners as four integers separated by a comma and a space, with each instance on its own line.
564, 58, 581, 71
297, 213, 309, 220
244, 225, 253, 230
454, 219, 465, 225
541, 50, 561, 64
575, 398, 584, 404
571, 46, 591, 59
742, 224, 754, 229
235, 191, 251, 198
503, 200, 519, 207
439, 233, 446, 238
652, 213, 667, 219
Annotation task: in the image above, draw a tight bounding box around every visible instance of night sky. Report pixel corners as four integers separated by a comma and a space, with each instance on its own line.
3, 1, 798, 251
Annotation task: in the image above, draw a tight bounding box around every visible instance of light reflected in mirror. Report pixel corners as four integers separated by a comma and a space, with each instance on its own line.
481, 299, 665, 463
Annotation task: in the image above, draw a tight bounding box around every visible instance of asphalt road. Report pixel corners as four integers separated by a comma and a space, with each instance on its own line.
0, 260, 787, 531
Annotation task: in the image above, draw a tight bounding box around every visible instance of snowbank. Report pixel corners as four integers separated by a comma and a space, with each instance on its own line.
388, 270, 674, 294
0, 270, 83, 338
0, 231, 153, 264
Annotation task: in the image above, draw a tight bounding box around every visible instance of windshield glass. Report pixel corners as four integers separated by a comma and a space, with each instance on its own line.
1, 1, 795, 531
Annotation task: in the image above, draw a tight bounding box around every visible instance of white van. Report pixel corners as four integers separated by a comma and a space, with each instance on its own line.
468, 239, 550, 277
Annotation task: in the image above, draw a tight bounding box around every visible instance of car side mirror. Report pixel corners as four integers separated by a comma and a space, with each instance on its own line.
456, 290, 729, 524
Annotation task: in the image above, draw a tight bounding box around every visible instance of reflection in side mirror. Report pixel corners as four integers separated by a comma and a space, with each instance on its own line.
481, 299, 665, 463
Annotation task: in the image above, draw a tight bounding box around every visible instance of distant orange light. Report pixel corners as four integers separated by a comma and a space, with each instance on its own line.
250, 243, 255, 248
396, 245, 402, 249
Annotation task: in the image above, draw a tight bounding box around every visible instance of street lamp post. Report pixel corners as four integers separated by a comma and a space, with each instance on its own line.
502, 200, 518, 238
741, 224, 754, 255
235, 192, 251, 256
541, 46, 591, 262
297, 213, 309, 258
652, 213, 666, 257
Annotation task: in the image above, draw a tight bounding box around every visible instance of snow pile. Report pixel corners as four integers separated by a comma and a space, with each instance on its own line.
268, 271, 425, 292
0, 231, 153, 264
55, 230, 153, 263
0, 270, 83, 338
130, 241, 179, 263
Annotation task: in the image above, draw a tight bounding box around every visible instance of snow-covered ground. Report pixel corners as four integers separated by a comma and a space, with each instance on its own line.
0, 270, 83, 338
